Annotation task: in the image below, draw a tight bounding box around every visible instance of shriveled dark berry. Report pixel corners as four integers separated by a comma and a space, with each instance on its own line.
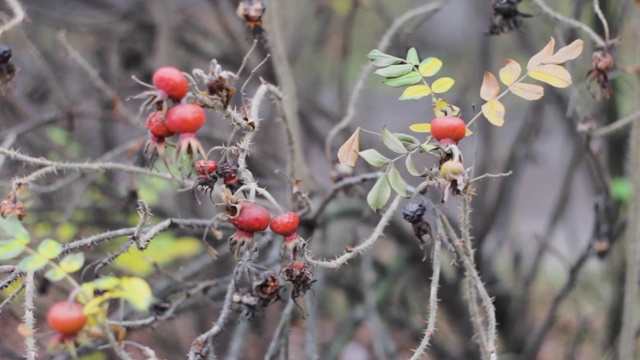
402, 202, 426, 224
0, 46, 12, 64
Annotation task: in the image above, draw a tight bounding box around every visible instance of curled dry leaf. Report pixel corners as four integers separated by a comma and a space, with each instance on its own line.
337, 127, 361, 166
527, 37, 556, 70
546, 39, 584, 64
499, 60, 522, 86
480, 71, 500, 101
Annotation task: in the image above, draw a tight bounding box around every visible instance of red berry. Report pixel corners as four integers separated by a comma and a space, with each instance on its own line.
270, 212, 300, 236
195, 160, 218, 176
165, 104, 206, 134
229, 201, 270, 233
146, 111, 174, 138
152, 66, 189, 100
430, 116, 466, 145
47, 301, 87, 337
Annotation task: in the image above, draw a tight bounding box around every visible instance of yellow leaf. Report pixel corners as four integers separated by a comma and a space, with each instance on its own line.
337, 127, 361, 167
499, 60, 521, 86
465, 127, 473, 136
509, 83, 544, 100
528, 64, 572, 88
480, 72, 500, 101
418, 57, 442, 77
527, 37, 555, 70
409, 123, 431, 133
431, 77, 455, 93
120, 277, 152, 311
481, 99, 505, 126
546, 39, 584, 64
400, 85, 431, 100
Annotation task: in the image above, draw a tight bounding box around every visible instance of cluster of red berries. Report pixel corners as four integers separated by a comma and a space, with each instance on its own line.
137, 66, 207, 163
226, 201, 304, 260
226, 201, 313, 301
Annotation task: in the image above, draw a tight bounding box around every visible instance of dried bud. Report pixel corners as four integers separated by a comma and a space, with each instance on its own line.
591, 51, 614, 72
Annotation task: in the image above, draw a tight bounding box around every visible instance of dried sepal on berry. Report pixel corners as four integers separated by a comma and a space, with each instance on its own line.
192, 160, 218, 204
192, 59, 238, 110
587, 51, 614, 101
282, 261, 316, 304
280, 233, 307, 261
438, 159, 467, 202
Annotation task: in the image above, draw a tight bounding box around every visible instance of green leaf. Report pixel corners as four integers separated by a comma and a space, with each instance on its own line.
419, 57, 443, 77
93, 276, 120, 291
367, 49, 404, 67
431, 77, 455, 93
367, 175, 391, 211
399, 85, 431, 100
44, 268, 67, 282
387, 164, 408, 197
374, 64, 413, 78
18, 254, 49, 272
383, 72, 422, 87
421, 144, 437, 153
406, 48, 419, 65
359, 149, 391, 167
0, 238, 27, 260
611, 177, 632, 202
120, 277, 152, 311
59, 252, 84, 273
37, 239, 62, 259
393, 133, 421, 150
405, 153, 425, 176
381, 127, 408, 154
0, 215, 30, 240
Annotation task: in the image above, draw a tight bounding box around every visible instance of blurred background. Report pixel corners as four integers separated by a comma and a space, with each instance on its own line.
1, 0, 639, 359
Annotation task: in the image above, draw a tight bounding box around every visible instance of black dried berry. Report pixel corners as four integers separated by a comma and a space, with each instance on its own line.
402, 202, 426, 224
0, 46, 12, 64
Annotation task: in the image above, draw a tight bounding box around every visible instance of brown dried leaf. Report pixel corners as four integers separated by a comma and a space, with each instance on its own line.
337, 127, 361, 166
527, 37, 556, 70
480, 71, 500, 101
546, 39, 584, 64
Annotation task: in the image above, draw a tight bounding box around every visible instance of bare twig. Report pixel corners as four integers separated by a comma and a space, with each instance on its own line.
471, 171, 513, 183
57, 31, 135, 124
306, 195, 401, 268
324, 0, 448, 163
0, 0, 25, 36
187, 276, 236, 360
410, 234, 442, 360
0, 147, 187, 188
531, 0, 607, 48
264, 298, 296, 360
264, 0, 311, 186
593, 110, 640, 138
23, 272, 36, 360
439, 211, 497, 360
523, 245, 592, 359
592, 0, 611, 47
